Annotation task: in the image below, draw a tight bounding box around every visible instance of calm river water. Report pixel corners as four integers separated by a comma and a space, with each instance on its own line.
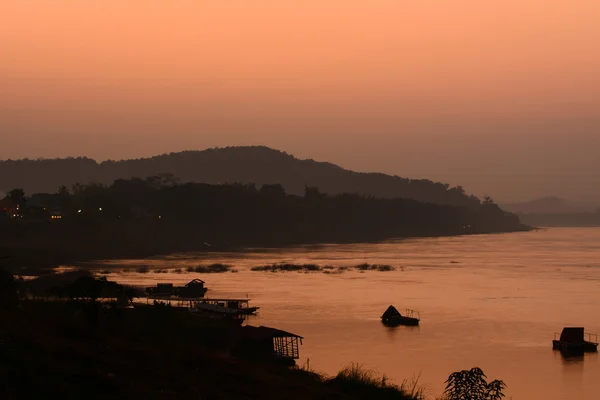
94, 227, 600, 399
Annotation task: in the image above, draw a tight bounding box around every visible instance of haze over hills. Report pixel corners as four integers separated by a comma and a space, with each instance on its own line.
1, 146, 483, 207
501, 196, 600, 227
501, 196, 597, 215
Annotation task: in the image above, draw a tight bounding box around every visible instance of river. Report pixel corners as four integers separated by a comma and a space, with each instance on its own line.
94, 227, 600, 399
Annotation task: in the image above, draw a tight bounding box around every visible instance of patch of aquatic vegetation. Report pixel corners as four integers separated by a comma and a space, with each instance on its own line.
185, 263, 233, 273
119, 263, 394, 275
121, 266, 150, 274
251, 263, 396, 273
354, 263, 395, 272
153, 269, 169, 274
119, 263, 233, 274
250, 263, 324, 272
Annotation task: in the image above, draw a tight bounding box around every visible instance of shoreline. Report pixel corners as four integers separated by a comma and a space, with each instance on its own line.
2, 224, 532, 276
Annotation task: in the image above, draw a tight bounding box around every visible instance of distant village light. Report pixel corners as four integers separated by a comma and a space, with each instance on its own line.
99, 207, 102, 211
78, 209, 82, 213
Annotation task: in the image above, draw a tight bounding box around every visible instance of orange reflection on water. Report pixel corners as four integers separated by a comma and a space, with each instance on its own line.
90, 227, 600, 399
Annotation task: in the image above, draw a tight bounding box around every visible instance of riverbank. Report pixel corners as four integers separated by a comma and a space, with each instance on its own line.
1, 178, 529, 276
0, 298, 424, 400
0, 218, 530, 276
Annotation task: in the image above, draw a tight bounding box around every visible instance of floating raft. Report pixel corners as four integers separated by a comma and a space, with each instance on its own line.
381, 305, 420, 326
552, 327, 598, 354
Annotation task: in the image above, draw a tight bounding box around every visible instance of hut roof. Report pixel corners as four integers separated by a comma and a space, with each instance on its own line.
381, 305, 402, 319
243, 326, 303, 340
559, 327, 585, 343
186, 279, 205, 286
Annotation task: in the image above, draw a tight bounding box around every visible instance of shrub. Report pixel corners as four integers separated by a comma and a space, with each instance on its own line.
444, 367, 506, 400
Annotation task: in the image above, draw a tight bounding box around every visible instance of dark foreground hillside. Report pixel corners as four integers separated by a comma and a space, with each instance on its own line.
0, 300, 420, 400
0, 257, 508, 400
1, 146, 482, 206
0, 178, 528, 274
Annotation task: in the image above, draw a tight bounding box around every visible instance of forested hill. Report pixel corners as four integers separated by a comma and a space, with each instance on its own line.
1, 146, 480, 206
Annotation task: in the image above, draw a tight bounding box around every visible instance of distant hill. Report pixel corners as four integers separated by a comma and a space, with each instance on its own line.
501, 196, 600, 227
1, 146, 483, 206
501, 196, 593, 214
518, 212, 600, 227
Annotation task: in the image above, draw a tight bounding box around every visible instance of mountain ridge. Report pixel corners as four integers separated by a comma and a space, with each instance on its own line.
1, 145, 482, 207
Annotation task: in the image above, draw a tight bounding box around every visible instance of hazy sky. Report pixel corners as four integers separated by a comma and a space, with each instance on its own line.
2, 1, 599, 202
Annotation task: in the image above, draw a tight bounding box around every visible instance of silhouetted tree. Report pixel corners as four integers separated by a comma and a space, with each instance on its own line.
260, 184, 286, 198
57, 185, 70, 196
145, 173, 179, 189
444, 367, 506, 400
483, 196, 495, 205
7, 189, 26, 206
71, 183, 86, 196
304, 186, 326, 201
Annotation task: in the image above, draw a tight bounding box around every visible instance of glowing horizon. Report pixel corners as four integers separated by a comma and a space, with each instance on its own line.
2, 1, 599, 201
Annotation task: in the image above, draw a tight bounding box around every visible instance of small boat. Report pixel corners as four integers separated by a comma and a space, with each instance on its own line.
190, 298, 259, 316
553, 327, 598, 354
381, 305, 420, 326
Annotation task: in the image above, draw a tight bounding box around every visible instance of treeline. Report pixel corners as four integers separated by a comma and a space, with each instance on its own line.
0, 176, 527, 273
1, 146, 482, 207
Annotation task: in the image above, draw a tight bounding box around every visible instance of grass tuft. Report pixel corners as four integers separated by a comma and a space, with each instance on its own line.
327, 363, 425, 400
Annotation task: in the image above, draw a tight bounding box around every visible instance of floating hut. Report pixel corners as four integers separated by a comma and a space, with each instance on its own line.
177, 279, 208, 298
381, 305, 420, 326
553, 327, 598, 354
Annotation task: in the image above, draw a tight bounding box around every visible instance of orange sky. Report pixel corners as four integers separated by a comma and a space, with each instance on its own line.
1, 1, 599, 201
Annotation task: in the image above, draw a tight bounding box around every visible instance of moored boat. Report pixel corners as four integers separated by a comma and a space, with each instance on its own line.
552, 327, 598, 354
190, 298, 259, 316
